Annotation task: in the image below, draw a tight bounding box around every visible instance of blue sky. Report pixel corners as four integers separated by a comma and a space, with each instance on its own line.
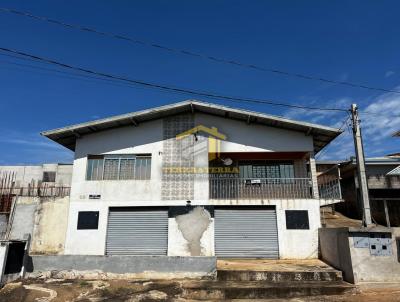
0, 1, 399, 164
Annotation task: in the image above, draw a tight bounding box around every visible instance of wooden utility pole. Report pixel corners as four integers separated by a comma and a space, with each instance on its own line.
350, 104, 372, 226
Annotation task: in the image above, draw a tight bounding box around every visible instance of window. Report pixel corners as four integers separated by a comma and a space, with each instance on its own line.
77, 211, 99, 230
239, 161, 295, 182
42, 171, 56, 182
86, 154, 151, 180
285, 210, 309, 229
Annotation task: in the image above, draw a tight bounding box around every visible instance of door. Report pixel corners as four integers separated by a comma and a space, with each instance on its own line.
106, 207, 168, 255
215, 207, 279, 258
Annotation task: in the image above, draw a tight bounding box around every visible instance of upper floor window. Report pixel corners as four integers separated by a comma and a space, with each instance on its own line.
86, 154, 151, 180
42, 171, 56, 182
239, 161, 295, 179
238, 161, 295, 184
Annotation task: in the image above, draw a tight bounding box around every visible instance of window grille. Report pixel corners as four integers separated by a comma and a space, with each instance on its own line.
239, 161, 295, 183
86, 155, 151, 180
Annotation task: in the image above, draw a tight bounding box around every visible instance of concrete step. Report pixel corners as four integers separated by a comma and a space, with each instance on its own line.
217, 269, 343, 282
181, 280, 356, 300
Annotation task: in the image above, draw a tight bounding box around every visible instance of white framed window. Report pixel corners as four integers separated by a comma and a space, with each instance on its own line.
86, 154, 151, 180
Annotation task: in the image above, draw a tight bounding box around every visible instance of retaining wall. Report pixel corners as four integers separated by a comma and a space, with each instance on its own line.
27, 255, 217, 280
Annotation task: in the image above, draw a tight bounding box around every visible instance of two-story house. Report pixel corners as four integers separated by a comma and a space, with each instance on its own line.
41, 100, 342, 259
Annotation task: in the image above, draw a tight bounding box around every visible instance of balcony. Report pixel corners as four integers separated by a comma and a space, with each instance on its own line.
209, 177, 343, 201
209, 177, 313, 200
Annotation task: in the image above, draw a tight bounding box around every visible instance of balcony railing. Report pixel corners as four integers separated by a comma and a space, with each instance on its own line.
209, 177, 313, 200
318, 178, 342, 200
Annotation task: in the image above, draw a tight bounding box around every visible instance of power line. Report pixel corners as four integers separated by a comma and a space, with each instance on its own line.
2, 7, 400, 95
318, 114, 352, 158
2, 47, 399, 120
0, 46, 350, 113
0, 57, 159, 90
315, 115, 351, 159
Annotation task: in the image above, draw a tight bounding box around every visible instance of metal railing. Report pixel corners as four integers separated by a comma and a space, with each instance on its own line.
318, 178, 342, 200
9, 185, 71, 197
209, 177, 313, 200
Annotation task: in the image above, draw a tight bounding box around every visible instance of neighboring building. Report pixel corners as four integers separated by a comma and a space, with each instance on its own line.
0, 163, 73, 188
318, 157, 400, 226
0, 163, 72, 221
0, 163, 72, 240
40, 100, 342, 259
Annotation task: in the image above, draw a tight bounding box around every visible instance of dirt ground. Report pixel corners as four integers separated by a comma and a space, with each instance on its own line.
1, 279, 400, 302
217, 258, 337, 272
0, 279, 183, 302
320, 207, 364, 228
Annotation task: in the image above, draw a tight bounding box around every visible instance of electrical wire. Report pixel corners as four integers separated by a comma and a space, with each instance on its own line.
315, 115, 352, 158
0, 46, 350, 113
2, 7, 400, 95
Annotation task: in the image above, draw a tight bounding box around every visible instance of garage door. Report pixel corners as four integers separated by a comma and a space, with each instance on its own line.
106, 208, 168, 255
215, 207, 279, 258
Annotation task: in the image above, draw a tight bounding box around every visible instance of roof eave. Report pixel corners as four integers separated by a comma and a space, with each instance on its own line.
41, 100, 343, 152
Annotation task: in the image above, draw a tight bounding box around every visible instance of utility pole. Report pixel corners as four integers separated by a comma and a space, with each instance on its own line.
350, 104, 372, 226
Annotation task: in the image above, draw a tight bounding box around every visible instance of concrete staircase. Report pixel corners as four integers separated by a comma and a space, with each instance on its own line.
181, 260, 356, 300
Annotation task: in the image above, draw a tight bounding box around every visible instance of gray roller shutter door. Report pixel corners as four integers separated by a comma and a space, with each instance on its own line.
215, 208, 279, 258
106, 208, 168, 255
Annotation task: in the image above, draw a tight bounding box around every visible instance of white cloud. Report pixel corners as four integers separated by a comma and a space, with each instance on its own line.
360, 90, 400, 140
0, 131, 60, 149
385, 71, 395, 78
0, 130, 73, 164
284, 89, 400, 161
283, 98, 351, 126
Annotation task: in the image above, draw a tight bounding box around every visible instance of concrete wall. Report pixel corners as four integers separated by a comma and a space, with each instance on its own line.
319, 227, 400, 283
9, 197, 39, 240
65, 200, 320, 259
349, 228, 400, 283
71, 119, 163, 203
64, 201, 108, 255
0, 164, 72, 187
168, 207, 214, 257
277, 199, 321, 259
30, 197, 69, 255
6, 196, 69, 255
194, 113, 314, 153
28, 255, 216, 279
319, 228, 354, 283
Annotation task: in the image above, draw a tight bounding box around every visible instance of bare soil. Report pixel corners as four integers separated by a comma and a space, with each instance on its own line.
1, 279, 400, 302
320, 207, 364, 228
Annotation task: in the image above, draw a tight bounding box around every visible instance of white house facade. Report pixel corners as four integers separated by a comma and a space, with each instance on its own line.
42, 100, 342, 259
